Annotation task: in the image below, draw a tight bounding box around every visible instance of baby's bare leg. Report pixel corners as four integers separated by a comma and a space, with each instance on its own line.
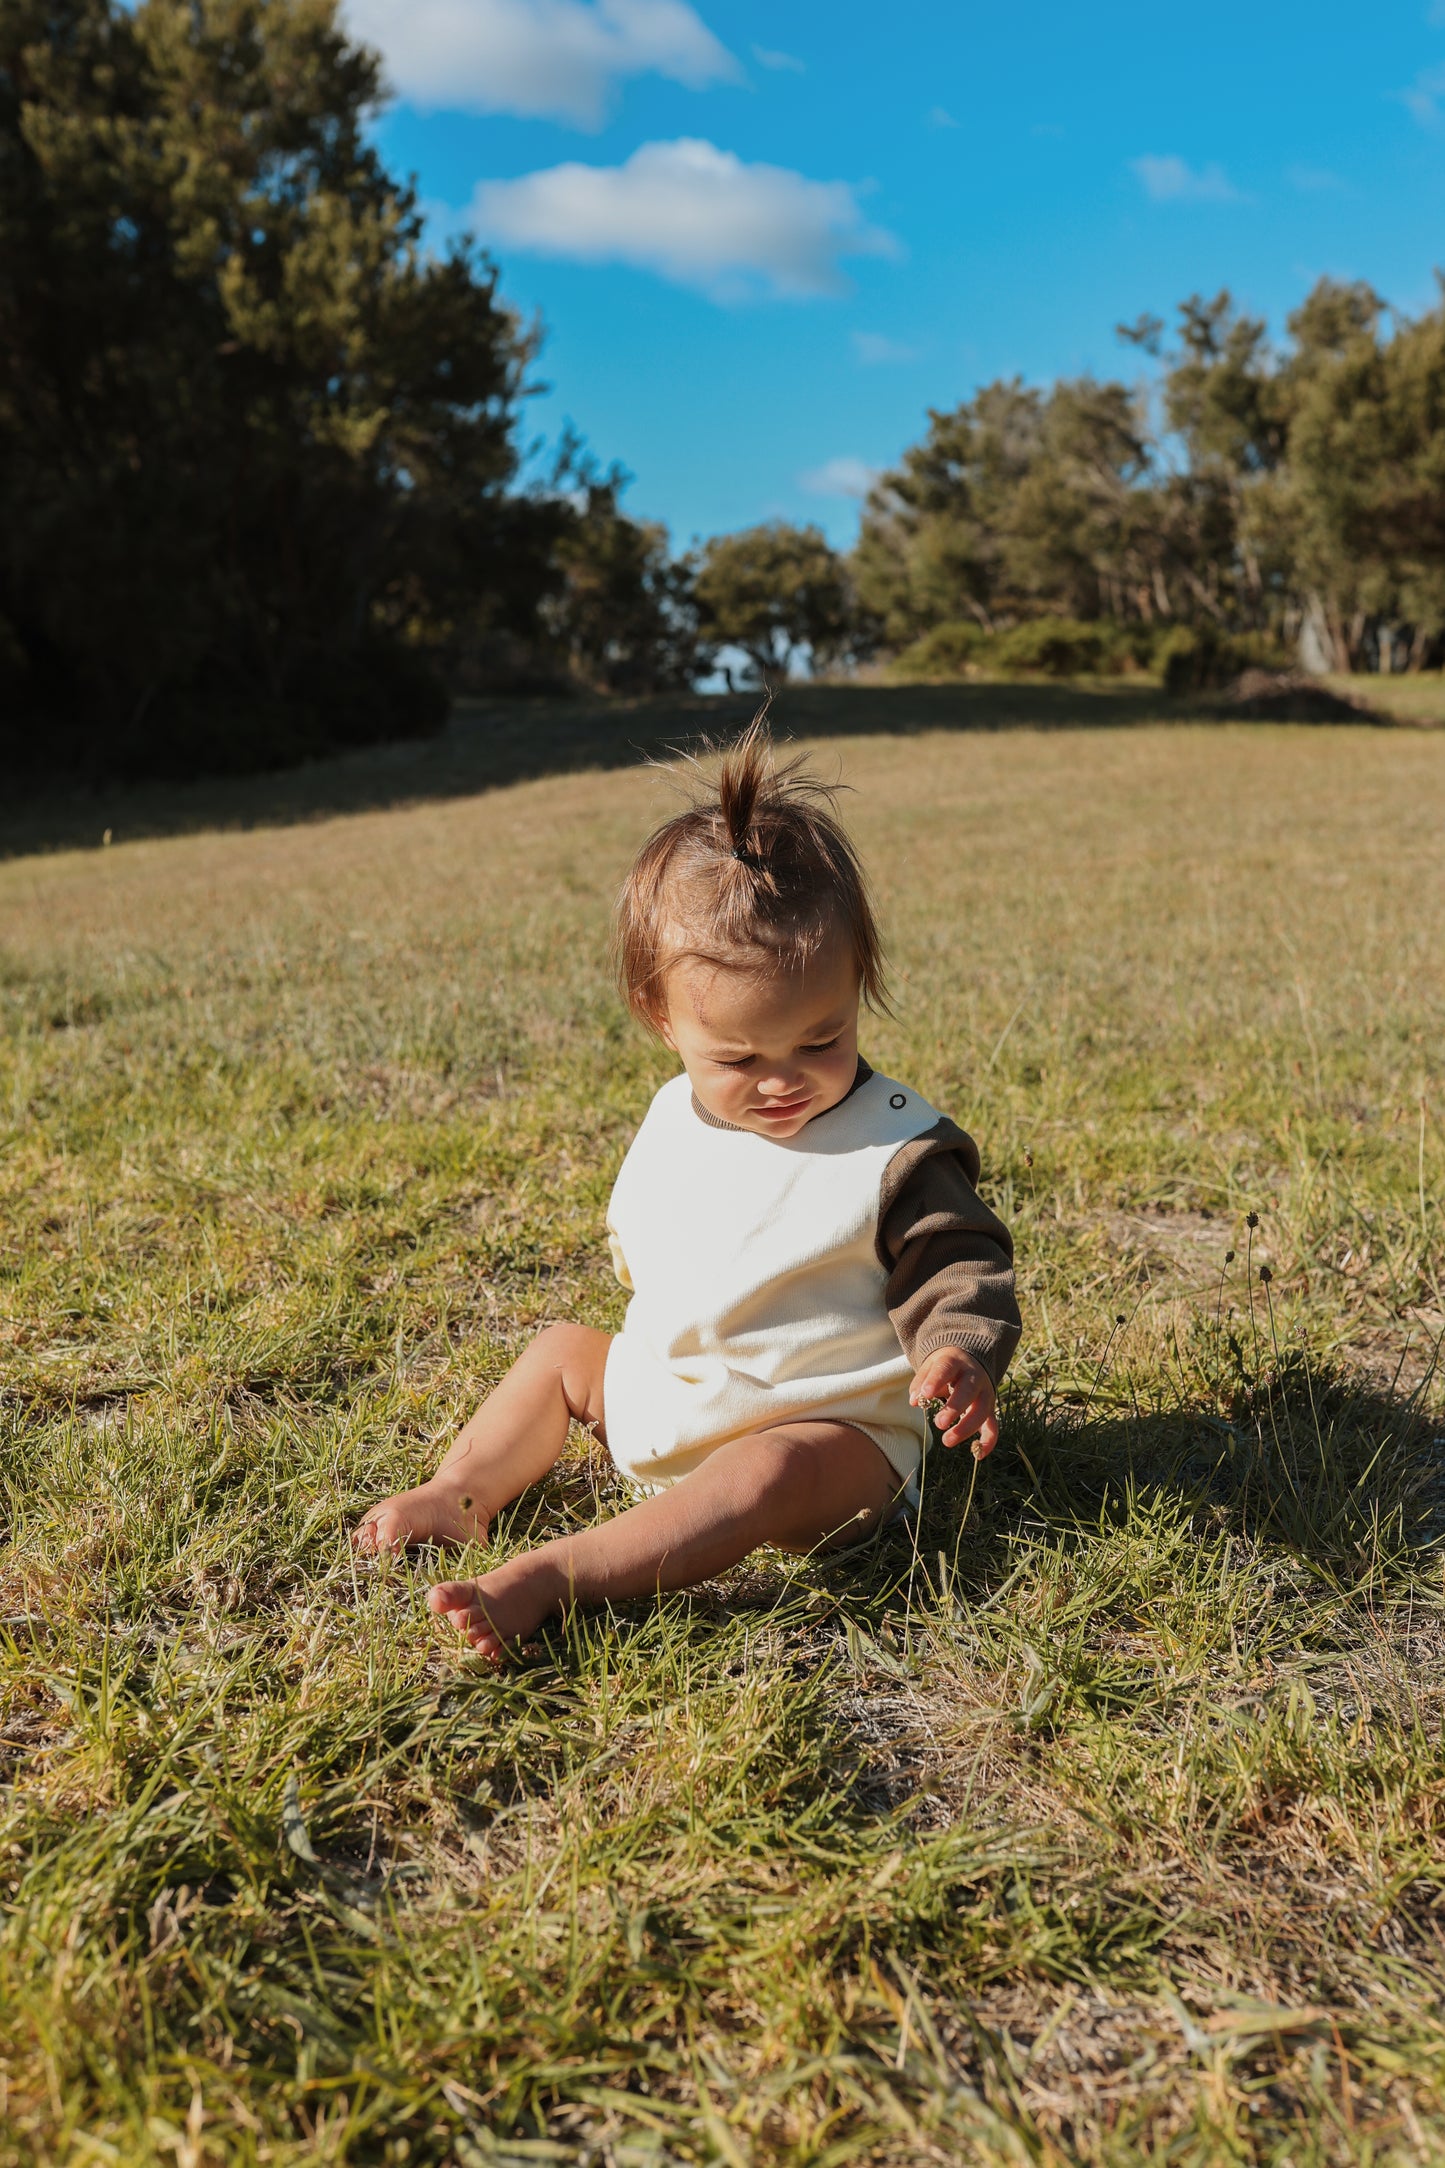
429, 1419, 900, 1659
353, 1323, 610, 1554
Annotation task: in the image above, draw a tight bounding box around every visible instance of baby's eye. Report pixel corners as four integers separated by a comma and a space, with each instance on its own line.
715, 1054, 754, 1069
801, 1036, 841, 1054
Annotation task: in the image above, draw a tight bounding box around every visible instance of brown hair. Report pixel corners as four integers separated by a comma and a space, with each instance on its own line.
614, 705, 889, 1028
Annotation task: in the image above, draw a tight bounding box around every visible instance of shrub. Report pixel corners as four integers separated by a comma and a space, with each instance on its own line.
1155, 624, 1292, 694
889, 621, 988, 677
988, 617, 1110, 677
7, 635, 450, 786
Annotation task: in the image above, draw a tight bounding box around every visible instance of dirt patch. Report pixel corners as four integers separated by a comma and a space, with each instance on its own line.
1214, 670, 1381, 723
1098, 1207, 1236, 1292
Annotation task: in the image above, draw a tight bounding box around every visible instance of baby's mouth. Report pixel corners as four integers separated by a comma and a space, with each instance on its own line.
754, 1094, 812, 1120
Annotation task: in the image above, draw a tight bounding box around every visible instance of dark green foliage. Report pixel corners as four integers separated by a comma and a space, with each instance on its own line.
0, 0, 541, 777
891, 615, 1157, 681
694, 520, 862, 684
540, 462, 711, 695
866, 280, 1445, 682
988, 616, 1113, 676
890, 620, 988, 677
854, 378, 1154, 652
1155, 624, 1290, 693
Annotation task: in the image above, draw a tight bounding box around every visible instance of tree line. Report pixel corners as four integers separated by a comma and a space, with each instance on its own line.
5, 0, 1445, 782
852, 281, 1445, 687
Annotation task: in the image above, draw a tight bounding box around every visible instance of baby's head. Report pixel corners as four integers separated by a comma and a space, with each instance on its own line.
615, 714, 887, 1138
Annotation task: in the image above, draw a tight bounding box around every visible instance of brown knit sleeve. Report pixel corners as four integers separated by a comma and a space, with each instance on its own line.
877, 1117, 1021, 1385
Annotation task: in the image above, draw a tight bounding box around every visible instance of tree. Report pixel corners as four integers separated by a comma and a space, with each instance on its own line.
851, 280, 1445, 676
0, 0, 542, 774
852, 377, 1160, 645
694, 522, 857, 685
539, 458, 710, 695
1275, 281, 1445, 668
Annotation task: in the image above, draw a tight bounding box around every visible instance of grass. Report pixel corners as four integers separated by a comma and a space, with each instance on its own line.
1325, 671, 1445, 725
2, 708, 1444, 2164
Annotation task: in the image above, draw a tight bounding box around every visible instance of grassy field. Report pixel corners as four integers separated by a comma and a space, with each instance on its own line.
9, 671, 1441, 867
3, 702, 1444, 2164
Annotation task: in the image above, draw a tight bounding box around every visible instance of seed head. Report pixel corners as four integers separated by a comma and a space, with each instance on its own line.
1224, 1249, 1236, 1264
1258, 1264, 1272, 1284
1246, 1211, 1260, 1229
1116, 1313, 1127, 1327
1023, 1149, 1034, 1169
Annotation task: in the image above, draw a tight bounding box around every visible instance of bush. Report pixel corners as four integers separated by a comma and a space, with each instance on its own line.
4, 636, 450, 785
890, 614, 1300, 687
988, 617, 1111, 676
1155, 624, 1291, 694
889, 621, 987, 677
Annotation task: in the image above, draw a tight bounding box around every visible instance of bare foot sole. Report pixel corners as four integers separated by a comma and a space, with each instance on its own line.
428, 1557, 563, 1661
353, 1478, 490, 1556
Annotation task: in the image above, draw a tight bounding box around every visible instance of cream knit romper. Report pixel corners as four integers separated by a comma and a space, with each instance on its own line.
603, 1067, 946, 1493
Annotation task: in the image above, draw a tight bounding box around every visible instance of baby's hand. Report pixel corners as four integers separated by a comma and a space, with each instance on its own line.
909, 1348, 999, 1458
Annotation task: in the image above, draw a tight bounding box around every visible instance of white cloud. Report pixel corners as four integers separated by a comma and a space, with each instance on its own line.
346, 0, 738, 127
752, 43, 805, 72
800, 456, 880, 498
1399, 62, 1445, 125
852, 330, 917, 365
927, 105, 959, 128
470, 139, 900, 299
1130, 154, 1240, 203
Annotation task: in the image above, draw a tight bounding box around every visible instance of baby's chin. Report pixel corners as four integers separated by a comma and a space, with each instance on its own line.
738, 1108, 814, 1138
736, 1085, 850, 1137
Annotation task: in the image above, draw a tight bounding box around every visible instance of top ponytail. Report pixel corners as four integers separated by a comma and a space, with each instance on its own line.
614, 702, 889, 1027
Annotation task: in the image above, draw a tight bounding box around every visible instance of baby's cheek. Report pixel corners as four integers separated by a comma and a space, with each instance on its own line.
819, 1055, 858, 1106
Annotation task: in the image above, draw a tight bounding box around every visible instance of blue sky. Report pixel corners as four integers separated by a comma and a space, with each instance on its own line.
356, 0, 1445, 550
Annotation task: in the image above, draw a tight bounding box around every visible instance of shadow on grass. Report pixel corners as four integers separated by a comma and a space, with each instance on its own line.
897, 1351, 1445, 1609
4, 679, 1246, 862
498, 1353, 1443, 1696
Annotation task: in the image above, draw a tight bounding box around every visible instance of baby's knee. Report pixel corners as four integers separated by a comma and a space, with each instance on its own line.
525, 1320, 608, 1425
733, 1424, 898, 1538
734, 1428, 844, 1516
528, 1320, 591, 1366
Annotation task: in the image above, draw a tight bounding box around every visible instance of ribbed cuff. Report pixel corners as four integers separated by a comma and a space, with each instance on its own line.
914, 1331, 1009, 1387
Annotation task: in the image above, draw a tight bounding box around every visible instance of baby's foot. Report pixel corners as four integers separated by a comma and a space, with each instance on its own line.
428, 1554, 565, 1662
353, 1475, 489, 1556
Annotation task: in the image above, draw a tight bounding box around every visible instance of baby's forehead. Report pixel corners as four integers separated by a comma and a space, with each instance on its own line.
668, 946, 858, 1033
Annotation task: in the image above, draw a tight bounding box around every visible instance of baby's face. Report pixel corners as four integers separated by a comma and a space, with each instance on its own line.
659, 935, 861, 1140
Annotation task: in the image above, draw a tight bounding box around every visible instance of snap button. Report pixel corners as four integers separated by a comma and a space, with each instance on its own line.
890, 1093, 906, 1109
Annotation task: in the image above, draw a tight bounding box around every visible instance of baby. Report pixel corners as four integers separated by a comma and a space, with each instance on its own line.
354, 719, 1020, 1657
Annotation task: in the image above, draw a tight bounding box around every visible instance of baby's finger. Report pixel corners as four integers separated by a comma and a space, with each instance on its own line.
971, 1407, 1001, 1459
941, 1390, 990, 1448
909, 1361, 955, 1407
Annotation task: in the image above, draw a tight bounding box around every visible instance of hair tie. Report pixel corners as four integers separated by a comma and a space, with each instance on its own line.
731, 843, 753, 864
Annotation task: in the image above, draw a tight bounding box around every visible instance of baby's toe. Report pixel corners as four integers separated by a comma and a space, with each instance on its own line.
356, 1503, 413, 1554
428, 1579, 473, 1613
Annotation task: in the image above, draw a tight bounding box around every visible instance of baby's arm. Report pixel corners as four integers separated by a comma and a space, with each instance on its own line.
880, 1118, 1020, 1460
